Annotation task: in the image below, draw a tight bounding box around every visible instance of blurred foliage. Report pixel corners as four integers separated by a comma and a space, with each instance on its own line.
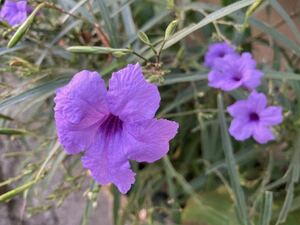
1, 0, 300, 224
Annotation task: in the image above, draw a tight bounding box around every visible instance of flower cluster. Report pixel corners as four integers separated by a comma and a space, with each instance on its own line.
206, 42, 263, 91
54, 64, 178, 193
0, 0, 30, 26
205, 42, 283, 144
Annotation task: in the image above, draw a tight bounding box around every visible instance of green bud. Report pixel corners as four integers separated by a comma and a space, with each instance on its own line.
112, 51, 129, 58
7, 3, 46, 48
167, 0, 175, 9
138, 31, 151, 45
164, 19, 178, 40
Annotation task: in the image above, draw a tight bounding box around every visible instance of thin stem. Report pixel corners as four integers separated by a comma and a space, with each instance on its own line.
132, 51, 148, 63
157, 39, 166, 63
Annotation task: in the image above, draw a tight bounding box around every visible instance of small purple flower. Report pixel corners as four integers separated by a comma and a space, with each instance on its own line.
54, 63, 178, 193
204, 42, 237, 68
227, 91, 283, 144
0, 0, 28, 26
208, 52, 263, 91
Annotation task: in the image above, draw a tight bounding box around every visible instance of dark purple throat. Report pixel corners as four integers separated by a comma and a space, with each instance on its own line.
249, 112, 259, 122
218, 51, 225, 58
100, 114, 123, 137
232, 71, 243, 81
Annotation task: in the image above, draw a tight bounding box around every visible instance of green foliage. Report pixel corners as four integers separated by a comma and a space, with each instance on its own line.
1, 0, 300, 224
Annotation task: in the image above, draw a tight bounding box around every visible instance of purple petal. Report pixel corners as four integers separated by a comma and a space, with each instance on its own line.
247, 91, 267, 113
253, 125, 275, 144
220, 79, 243, 91
260, 106, 283, 126
0, 0, 28, 26
208, 70, 224, 89
15, 1, 26, 11
124, 119, 178, 163
208, 69, 242, 91
227, 100, 249, 120
243, 70, 263, 90
229, 119, 254, 141
204, 42, 236, 68
54, 70, 109, 154
107, 63, 160, 122
240, 52, 256, 69
82, 128, 135, 194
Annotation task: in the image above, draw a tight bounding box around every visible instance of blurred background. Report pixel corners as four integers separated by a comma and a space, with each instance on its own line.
1, 0, 300, 224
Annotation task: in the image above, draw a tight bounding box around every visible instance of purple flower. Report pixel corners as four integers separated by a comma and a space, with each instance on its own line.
204, 42, 237, 68
227, 91, 283, 144
54, 64, 179, 193
0, 0, 28, 26
208, 52, 263, 91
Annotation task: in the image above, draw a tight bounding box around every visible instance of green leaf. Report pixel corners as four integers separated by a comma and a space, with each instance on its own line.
182, 187, 239, 225
164, 19, 178, 40
243, 0, 264, 29
0, 128, 30, 136
0, 113, 14, 121
0, 77, 70, 111
95, 0, 117, 47
269, 0, 300, 44
217, 93, 250, 225
67, 46, 132, 54
138, 31, 151, 45
163, 0, 255, 50
264, 71, 300, 80
248, 18, 300, 56
161, 73, 208, 86
259, 191, 273, 225
0, 180, 36, 202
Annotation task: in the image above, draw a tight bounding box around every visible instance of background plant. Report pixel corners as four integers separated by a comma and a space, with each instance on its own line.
1, 0, 300, 225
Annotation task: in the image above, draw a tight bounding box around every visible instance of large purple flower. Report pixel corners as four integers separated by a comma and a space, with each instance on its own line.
0, 0, 31, 26
227, 91, 283, 144
204, 42, 237, 68
208, 52, 263, 91
54, 64, 178, 193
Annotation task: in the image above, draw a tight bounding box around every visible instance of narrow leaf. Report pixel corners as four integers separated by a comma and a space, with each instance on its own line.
164, 19, 178, 40
217, 93, 250, 225
0, 128, 29, 136
67, 46, 132, 54
138, 31, 151, 45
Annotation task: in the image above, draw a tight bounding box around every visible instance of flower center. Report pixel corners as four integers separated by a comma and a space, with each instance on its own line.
218, 51, 225, 58
249, 112, 259, 122
232, 71, 242, 81
100, 114, 123, 137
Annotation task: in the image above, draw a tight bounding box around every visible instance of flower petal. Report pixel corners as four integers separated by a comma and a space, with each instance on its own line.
208, 70, 241, 91
107, 63, 160, 122
124, 119, 178, 163
253, 125, 275, 144
229, 119, 254, 141
243, 70, 263, 90
82, 130, 135, 194
208, 70, 224, 89
0, 0, 27, 26
247, 91, 267, 113
240, 52, 256, 69
54, 70, 109, 154
204, 42, 236, 68
260, 106, 283, 126
227, 99, 249, 119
